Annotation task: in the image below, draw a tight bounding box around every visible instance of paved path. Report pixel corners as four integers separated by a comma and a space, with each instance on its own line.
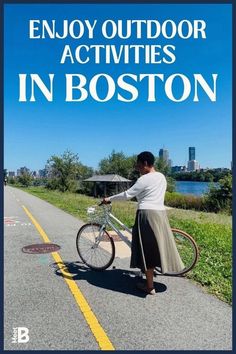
4, 186, 232, 350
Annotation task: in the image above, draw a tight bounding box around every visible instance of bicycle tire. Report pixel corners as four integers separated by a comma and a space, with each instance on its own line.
155, 228, 199, 276
76, 223, 115, 271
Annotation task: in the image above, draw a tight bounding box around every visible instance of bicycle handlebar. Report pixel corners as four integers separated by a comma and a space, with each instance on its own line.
98, 200, 111, 206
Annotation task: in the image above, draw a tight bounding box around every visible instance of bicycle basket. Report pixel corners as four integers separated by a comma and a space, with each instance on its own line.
87, 205, 107, 224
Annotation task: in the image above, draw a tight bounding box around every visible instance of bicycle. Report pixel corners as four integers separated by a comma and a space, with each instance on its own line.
76, 203, 199, 276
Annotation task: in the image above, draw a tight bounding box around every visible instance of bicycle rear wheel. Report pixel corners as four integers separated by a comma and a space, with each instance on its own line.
76, 223, 115, 270
155, 228, 199, 276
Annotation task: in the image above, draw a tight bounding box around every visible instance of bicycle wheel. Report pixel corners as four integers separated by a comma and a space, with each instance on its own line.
155, 228, 199, 276
76, 223, 115, 271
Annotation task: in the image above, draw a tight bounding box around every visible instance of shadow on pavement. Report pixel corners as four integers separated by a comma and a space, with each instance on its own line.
51, 261, 167, 298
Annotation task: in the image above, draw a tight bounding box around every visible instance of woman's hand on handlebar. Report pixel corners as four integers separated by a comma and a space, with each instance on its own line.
100, 197, 111, 205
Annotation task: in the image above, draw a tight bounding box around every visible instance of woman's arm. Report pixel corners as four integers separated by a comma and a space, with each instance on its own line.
106, 178, 144, 202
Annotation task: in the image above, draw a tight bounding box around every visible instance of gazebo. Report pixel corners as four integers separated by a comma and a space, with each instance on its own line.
84, 174, 131, 197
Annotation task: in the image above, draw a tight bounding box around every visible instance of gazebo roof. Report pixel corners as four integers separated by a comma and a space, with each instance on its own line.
84, 174, 131, 182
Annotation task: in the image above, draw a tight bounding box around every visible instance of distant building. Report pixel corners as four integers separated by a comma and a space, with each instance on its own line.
171, 165, 187, 173
212, 167, 230, 172
189, 147, 195, 161
17, 167, 30, 176
159, 148, 169, 161
8, 171, 16, 177
187, 147, 200, 171
38, 169, 48, 178
159, 148, 172, 167
187, 160, 200, 172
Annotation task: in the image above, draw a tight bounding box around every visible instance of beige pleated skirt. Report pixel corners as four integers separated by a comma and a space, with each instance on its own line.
130, 209, 185, 274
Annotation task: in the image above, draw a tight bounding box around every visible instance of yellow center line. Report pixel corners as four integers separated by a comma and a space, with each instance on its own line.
22, 205, 115, 351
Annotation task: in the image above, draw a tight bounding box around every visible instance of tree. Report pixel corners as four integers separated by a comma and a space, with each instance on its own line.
154, 157, 171, 176
205, 174, 232, 214
8, 177, 16, 185
98, 150, 137, 180
204, 172, 214, 182
46, 150, 84, 192
17, 172, 33, 187
154, 157, 175, 192
77, 164, 94, 195
166, 176, 176, 193
77, 164, 93, 179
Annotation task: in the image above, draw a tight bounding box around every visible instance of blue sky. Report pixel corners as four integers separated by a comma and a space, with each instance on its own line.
4, 3, 232, 171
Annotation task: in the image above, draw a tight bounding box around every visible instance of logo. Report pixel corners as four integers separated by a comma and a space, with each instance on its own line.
12, 327, 29, 343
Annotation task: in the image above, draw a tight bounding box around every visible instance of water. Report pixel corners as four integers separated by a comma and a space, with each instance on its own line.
175, 181, 216, 196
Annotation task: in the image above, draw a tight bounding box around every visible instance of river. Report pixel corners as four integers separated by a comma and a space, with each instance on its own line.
175, 181, 216, 196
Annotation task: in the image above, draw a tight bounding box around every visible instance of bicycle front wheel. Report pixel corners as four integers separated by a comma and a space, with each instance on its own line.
155, 228, 199, 276
76, 223, 115, 271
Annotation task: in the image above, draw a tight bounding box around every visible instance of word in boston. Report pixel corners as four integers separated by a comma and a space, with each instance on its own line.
18, 73, 218, 103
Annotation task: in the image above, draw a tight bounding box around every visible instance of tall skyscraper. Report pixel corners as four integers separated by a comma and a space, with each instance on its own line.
159, 148, 169, 161
189, 147, 195, 161
159, 148, 172, 168
187, 146, 200, 171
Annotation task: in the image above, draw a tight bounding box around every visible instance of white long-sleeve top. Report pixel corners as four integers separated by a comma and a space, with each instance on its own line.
108, 171, 167, 210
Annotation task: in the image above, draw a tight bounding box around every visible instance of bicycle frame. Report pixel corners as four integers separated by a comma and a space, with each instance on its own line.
99, 209, 132, 248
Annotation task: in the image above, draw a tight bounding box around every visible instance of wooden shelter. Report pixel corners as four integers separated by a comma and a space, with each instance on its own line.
84, 174, 131, 197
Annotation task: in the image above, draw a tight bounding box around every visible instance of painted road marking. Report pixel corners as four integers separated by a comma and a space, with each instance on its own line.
4, 217, 31, 227
5, 223, 31, 227
4, 217, 20, 224
22, 205, 115, 350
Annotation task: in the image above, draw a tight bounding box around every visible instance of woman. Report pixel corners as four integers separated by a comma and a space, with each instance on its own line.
103, 151, 184, 295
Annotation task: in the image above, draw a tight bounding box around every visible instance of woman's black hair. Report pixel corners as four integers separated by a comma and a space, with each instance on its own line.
137, 151, 155, 166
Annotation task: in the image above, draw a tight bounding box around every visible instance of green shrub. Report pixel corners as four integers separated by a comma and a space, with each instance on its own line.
32, 178, 48, 187
8, 177, 16, 185
204, 174, 232, 214
77, 181, 96, 196
45, 178, 59, 190
165, 192, 206, 211
166, 176, 176, 192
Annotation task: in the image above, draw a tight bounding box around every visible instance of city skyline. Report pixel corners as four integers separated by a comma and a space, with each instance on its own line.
5, 145, 231, 175
4, 4, 232, 173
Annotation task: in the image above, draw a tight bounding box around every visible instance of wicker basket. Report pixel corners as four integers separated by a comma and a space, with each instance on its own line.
87, 205, 107, 224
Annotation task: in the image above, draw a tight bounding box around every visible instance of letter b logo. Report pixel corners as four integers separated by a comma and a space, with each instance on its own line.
17, 327, 29, 343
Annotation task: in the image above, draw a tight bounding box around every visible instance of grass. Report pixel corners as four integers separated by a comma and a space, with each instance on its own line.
16, 186, 232, 305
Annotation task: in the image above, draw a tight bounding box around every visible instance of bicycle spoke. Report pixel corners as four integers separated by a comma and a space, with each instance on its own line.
76, 224, 115, 270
